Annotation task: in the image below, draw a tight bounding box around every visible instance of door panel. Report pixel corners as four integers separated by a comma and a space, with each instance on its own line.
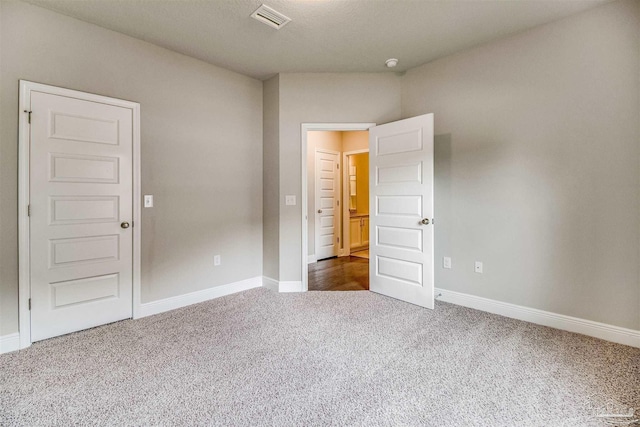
30, 91, 133, 342
315, 150, 340, 260
369, 114, 434, 308
51, 274, 120, 308
49, 153, 120, 183
50, 196, 120, 225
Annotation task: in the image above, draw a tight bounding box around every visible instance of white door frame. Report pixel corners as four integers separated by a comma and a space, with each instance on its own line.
314, 148, 342, 261
342, 148, 369, 257
18, 80, 142, 349
301, 123, 375, 292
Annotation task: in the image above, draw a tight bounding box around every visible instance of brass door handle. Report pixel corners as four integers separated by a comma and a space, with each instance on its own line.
318, 209, 322, 214
121, 222, 130, 229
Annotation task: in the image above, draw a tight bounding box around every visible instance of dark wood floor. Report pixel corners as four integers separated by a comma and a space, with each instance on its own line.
308, 256, 369, 291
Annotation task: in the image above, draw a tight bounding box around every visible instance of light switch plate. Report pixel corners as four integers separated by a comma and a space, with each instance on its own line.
443, 257, 451, 269
285, 195, 296, 206
144, 195, 154, 208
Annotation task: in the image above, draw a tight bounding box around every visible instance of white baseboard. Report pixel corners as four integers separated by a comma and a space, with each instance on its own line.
307, 255, 317, 264
137, 276, 263, 318
262, 277, 304, 293
279, 281, 304, 292
262, 276, 279, 292
435, 288, 640, 348
0, 332, 21, 354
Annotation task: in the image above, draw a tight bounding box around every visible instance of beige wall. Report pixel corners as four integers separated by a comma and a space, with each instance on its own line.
0, 2, 263, 335
278, 73, 402, 280
307, 131, 343, 257
342, 131, 368, 153
402, 0, 640, 329
263, 75, 280, 279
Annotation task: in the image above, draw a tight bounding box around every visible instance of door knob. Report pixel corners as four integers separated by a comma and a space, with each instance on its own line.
421, 218, 430, 225
318, 209, 322, 214
121, 222, 130, 229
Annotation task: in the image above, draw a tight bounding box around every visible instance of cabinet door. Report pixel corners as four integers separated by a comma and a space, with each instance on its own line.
350, 217, 362, 249
362, 216, 370, 246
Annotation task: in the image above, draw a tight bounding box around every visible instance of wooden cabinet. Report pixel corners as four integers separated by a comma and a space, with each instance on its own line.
350, 215, 369, 251
362, 216, 369, 247
350, 217, 362, 249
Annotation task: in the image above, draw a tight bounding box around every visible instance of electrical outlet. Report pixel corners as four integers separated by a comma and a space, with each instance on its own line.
474, 261, 483, 274
285, 195, 296, 206
214, 255, 221, 266
443, 257, 452, 269
144, 195, 154, 208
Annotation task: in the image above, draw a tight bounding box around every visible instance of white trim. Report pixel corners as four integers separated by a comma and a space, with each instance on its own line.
138, 277, 263, 318
307, 255, 317, 264
131, 102, 142, 320
301, 123, 375, 293
342, 148, 369, 257
18, 80, 142, 348
262, 276, 280, 292
279, 281, 304, 293
436, 288, 640, 348
0, 333, 21, 354
262, 277, 304, 293
18, 82, 31, 349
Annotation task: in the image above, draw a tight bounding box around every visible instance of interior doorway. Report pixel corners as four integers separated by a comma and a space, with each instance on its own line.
307, 131, 371, 291
18, 81, 141, 348
301, 123, 375, 292
301, 114, 435, 307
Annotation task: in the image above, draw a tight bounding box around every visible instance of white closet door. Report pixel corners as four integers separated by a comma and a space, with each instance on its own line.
30, 90, 134, 341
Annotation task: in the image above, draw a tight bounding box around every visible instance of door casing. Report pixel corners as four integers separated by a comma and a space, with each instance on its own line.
301, 123, 375, 291
18, 80, 142, 349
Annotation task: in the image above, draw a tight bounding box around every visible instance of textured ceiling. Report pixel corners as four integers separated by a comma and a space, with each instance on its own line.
25, 0, 609, 80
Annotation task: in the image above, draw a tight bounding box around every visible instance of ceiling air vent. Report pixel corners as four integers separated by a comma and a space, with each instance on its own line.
251, 4, 291, 30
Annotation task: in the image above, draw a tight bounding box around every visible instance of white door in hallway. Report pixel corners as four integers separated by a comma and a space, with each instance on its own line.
369, 114, 434, 308
315, 149, 340, 260
29, 90, 134, 341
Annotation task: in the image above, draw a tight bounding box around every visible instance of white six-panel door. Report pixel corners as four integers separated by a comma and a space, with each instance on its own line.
369, 114, 434, 308
315, 149, 340, 260
29, 90, 134, 341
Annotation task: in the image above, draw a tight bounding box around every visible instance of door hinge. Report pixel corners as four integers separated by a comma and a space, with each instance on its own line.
28, 298, 31, 310
24, 110, 32, 124
336, 200, 339, 206
337, 237, 340, 243
27, 205, 30, 216
337, 164, 339, 169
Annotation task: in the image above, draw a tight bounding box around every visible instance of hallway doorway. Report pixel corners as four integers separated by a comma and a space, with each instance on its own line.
304, 126, 371, 292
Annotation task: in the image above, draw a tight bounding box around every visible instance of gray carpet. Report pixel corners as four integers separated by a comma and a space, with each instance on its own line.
1, 288, 639, 426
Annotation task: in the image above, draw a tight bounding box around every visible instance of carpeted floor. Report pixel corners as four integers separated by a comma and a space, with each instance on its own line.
1, 288, 639, 426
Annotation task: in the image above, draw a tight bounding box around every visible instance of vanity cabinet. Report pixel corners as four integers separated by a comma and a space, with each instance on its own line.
350, 215, 369, 251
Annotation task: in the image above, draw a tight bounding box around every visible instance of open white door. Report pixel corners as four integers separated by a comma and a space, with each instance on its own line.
369, 114, 434, 308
